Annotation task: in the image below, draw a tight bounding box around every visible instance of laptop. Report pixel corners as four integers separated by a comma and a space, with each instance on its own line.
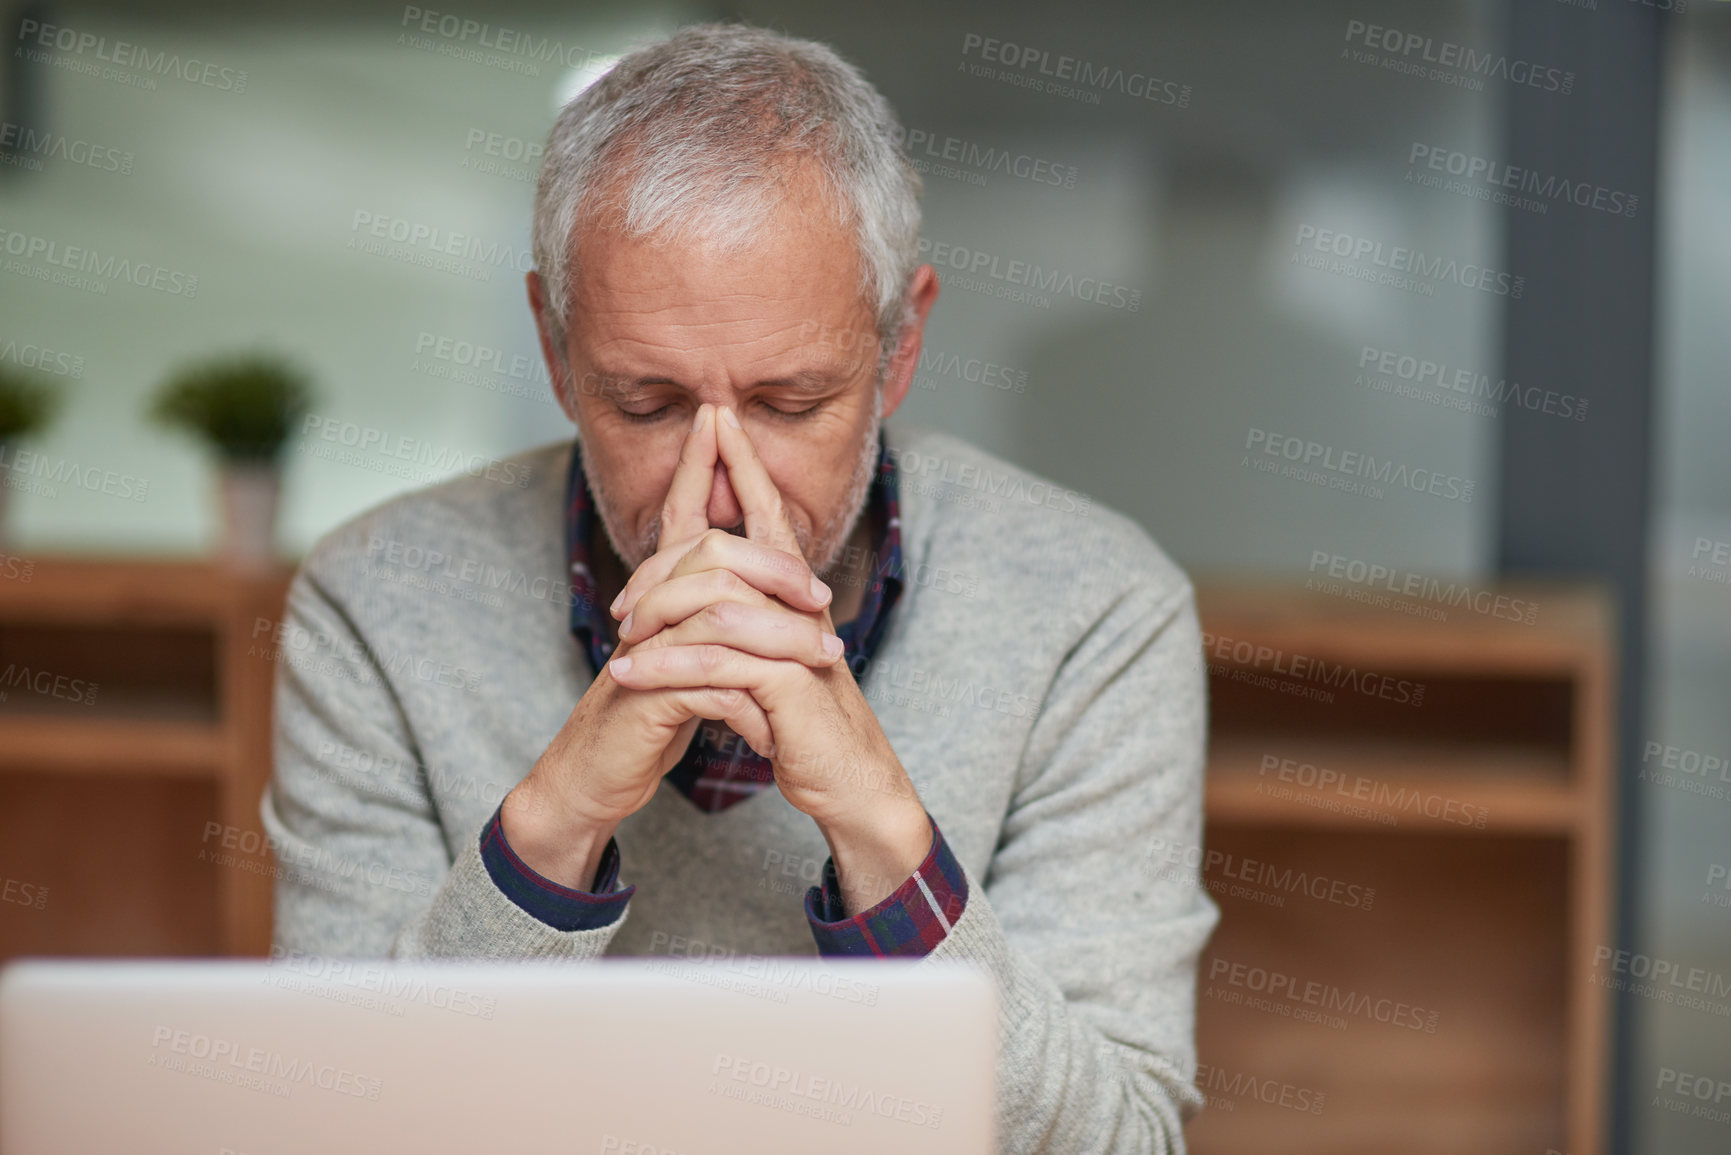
0, 956, 997, 1154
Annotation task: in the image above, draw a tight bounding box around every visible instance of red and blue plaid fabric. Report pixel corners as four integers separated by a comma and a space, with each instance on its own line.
476, 431, 970, 954
478, 807, 632, 930
805, 811, 968, 956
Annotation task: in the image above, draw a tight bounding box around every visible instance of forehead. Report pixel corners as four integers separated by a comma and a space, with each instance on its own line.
568, 163, 878, 370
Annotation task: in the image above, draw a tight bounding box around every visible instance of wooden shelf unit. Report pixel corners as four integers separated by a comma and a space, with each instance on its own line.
0, 556, 294, 959
1189, 580, 1614, 1155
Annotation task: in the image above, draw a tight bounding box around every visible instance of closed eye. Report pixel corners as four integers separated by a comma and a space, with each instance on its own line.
762, 401, 821, 420
616, 400, 824, 424
618, 405, 675, 424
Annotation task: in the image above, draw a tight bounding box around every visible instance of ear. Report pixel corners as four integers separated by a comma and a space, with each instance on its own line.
878, 264, 940, 420
527, 270, 581, 425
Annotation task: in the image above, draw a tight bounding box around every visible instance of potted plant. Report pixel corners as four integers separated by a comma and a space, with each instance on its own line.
0, 366, 62, 545
150, 354, 312, 567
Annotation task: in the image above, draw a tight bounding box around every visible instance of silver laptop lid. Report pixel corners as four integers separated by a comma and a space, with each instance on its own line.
0, 957, 996, 1155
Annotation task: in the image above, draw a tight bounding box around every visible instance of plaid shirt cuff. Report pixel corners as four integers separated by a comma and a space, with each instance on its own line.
803, 812, 968, 957
477, 803, 633, 932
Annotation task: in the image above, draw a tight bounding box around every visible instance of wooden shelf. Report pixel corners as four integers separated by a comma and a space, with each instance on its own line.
0, 555, 295, 958
1205, 738, 1578, 833
0, 556, 282, 626
1191, 578, 1613, 1155
1194, 579, 1611, 668
0, 717, 226, 777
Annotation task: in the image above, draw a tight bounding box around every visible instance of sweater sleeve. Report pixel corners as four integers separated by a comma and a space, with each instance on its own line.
259, 566, 627, 961
922, 577, 1217, 1154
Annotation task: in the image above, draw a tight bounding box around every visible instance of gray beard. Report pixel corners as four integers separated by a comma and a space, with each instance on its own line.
583, 389, 882, 579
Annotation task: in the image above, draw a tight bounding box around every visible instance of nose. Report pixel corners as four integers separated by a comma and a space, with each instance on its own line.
706, 461, 744, 531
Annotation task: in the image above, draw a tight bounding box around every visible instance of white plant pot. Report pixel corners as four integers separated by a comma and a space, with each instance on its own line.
218, 461, 281, 567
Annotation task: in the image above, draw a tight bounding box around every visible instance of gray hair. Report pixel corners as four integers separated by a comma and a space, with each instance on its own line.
531, 22, 924, 383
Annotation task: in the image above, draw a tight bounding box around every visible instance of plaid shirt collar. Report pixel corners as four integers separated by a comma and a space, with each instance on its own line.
563, 432, 905, 810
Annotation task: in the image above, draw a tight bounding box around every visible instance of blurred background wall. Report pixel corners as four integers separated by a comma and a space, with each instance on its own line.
0, 1, 1725, 1152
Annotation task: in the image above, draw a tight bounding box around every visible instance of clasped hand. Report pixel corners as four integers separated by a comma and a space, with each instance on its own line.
504, 403, 929, 913
604, 402, 905, 827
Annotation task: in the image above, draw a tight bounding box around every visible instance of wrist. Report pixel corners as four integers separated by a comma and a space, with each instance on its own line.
816, 795, 932, 916
500, 779, 620, 891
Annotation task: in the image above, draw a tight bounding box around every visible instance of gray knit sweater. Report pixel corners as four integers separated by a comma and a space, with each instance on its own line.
260, 420, 1218, 1153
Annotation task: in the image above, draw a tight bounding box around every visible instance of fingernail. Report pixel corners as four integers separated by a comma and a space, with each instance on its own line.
609, 589, 624, 615
810, 575, 830, 603
721, 405, 741, 429
619, 611, 634, 638
822, 634, 844, 660
692, 404, 707, 432
610, 655, 633, 676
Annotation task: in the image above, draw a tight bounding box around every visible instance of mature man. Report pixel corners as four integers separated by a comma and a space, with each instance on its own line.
262, 21, 1217, 1152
